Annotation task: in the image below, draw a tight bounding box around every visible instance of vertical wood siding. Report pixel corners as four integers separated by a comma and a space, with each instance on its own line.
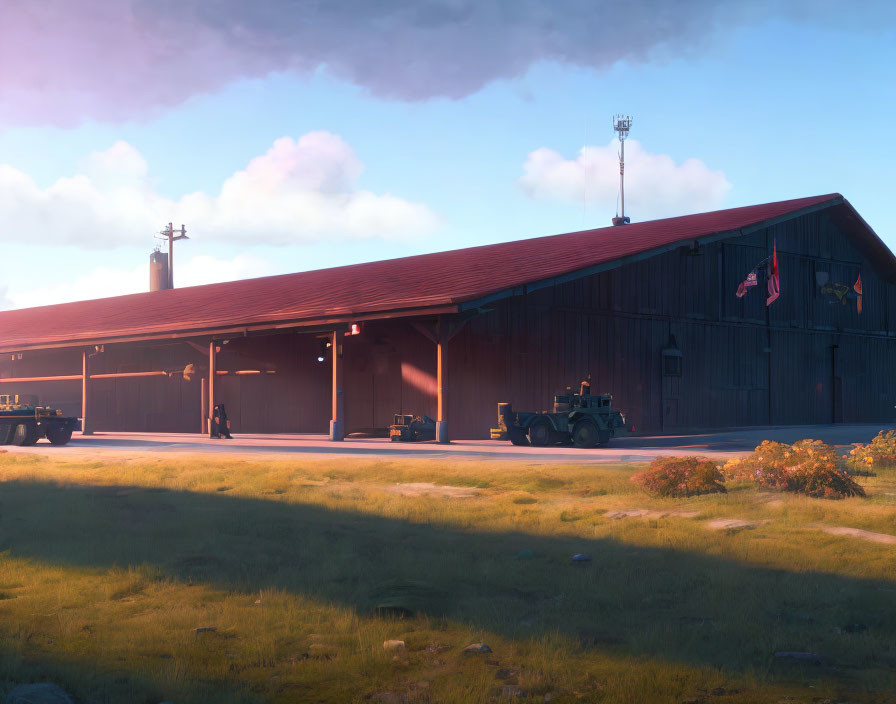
1, 209, 893, 437
440, 209, 896, 437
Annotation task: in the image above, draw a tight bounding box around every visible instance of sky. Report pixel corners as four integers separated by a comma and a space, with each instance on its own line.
0, 1, 894, 310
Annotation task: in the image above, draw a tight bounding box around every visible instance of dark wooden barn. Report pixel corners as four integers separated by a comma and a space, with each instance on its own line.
1, 193, 894, 440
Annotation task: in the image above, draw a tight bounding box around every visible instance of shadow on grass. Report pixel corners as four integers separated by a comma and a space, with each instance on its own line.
0, 479, 894, 687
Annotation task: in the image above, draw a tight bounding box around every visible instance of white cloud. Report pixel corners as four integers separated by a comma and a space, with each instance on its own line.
1, 254, 278, 310
0, 132, 439, 248
519, 139, 731, 221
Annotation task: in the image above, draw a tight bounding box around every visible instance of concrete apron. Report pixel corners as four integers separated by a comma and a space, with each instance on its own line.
1, 423, 892, 463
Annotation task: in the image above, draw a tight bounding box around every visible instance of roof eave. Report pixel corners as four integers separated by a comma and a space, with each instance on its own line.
0, 303, 459, 354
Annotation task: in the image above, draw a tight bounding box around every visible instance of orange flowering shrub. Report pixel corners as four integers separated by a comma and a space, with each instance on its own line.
848, 430, 896, 473
632, 456, 726, 497
722, 439, 865, 499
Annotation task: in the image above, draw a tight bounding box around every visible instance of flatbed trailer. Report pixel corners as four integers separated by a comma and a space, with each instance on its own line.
0, 395, 80, 446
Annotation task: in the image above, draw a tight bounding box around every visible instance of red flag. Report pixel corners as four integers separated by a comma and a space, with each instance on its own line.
854, 272, 863, 314
766, 241, 780, 306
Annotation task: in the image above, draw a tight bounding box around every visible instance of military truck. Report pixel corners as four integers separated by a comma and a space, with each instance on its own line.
0, 394, 80, 446
490, 380, 627, 448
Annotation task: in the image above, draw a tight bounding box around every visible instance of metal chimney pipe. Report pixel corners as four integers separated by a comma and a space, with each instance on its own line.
150, 250, 170, 292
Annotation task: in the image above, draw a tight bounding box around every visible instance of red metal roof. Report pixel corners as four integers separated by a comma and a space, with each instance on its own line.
0, 193, 889, 351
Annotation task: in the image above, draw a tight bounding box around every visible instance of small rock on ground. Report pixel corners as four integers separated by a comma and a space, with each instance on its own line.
383, 639, 405, 651
662, 510, 701, 519
604, 508, 651, 519
6, 683, 75, 704
387, 482, 479, 498
706, 519, 769, 531
463, 642, 492, 654
811, 524, 896, 545
605, 508, 700, 520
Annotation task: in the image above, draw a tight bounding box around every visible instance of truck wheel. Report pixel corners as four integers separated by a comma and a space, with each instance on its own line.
528, 419, 553, 447
597, 429, 611, 447
508, 426, 530, 446
0, 423, 12, 445
572, 418, 600, 449
11, 422, 39, 446
45, 426, 74, 446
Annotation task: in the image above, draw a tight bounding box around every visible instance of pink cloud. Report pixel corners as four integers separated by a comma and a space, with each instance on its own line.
0, 132, 439, 245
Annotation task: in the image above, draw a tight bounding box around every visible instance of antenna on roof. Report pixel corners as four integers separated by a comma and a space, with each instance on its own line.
612, 115, 632, 226
154, 223, 188, 289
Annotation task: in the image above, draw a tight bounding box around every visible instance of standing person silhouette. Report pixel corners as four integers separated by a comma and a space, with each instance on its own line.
211, 403, 233, 439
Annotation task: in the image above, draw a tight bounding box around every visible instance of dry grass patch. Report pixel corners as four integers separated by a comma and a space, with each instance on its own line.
0, 451, 894, 703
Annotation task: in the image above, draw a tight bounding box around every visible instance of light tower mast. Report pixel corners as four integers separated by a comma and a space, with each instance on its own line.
612, 114, 632, 226
155, 223, 188, 289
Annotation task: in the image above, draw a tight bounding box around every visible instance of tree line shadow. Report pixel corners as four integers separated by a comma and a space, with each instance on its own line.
0, 478, 893, 687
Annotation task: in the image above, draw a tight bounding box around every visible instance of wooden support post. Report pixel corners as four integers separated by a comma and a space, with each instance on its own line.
330, 330, 344, 441
81, 350, 92, 435
436, 317, 449, 443
200, 377, 208, 434
208, 341, 216, 436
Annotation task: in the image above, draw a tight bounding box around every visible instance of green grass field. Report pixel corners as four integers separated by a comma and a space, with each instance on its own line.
0, 452, 893, 703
